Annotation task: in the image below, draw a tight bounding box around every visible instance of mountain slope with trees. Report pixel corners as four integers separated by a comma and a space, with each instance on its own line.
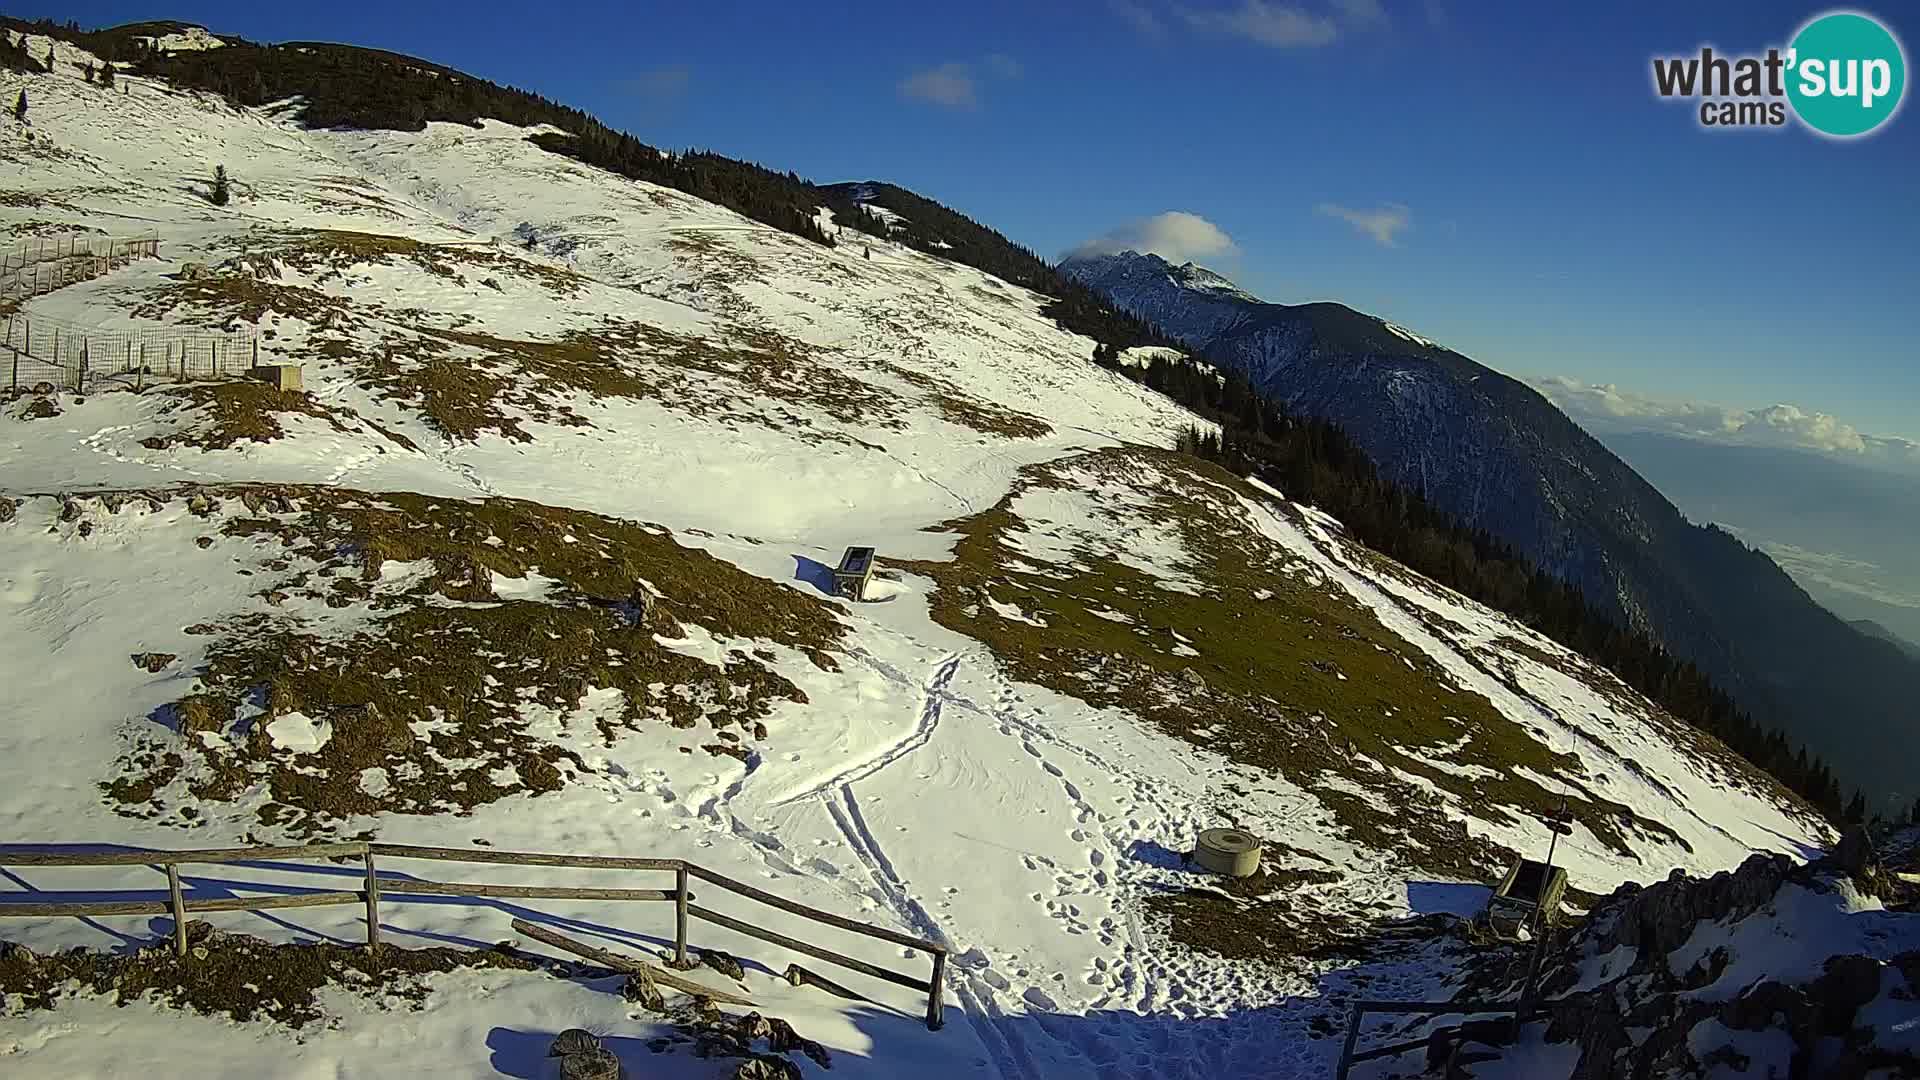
1067, 249, 1919, 815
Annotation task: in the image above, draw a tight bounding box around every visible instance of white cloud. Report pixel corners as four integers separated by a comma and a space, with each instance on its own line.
1067, 211, 1239, 263
900, 55, 1020, 108
1181, 1, 1340, 48
899, 63, 978, 108
1316, 202, 1412, 246
1529, 375, 1920, 464
1112, 0, 1167, 36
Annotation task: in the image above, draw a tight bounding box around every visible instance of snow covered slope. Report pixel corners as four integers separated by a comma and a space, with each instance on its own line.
0, 31, 1835, 1079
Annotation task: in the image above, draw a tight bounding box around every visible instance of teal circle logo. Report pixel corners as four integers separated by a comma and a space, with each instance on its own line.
1786, 11, 1907, 137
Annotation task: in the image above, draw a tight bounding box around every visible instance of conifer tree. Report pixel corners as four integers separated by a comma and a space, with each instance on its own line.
83, 61, 94, 83
100, 63, 115, 89
210, 164, 230, 206
45, 47, 54, 72
12, 89, 26, 124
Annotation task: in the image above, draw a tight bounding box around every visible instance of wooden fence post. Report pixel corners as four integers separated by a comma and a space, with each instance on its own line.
363, 847, 381, 956
166, 863, 188, 958
926, 950, 947, 1030
674, 864, 690, 968
1335, 1004, 1363, 1080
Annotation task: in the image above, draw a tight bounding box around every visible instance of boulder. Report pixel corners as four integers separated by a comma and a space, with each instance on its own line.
558, 1048, 622, 1080
1811, 954, 1885, 1035
766, 1017, 831, 1069
731, 1059, 802, 1080
1833, 826, 1875, 878
1598, 853, 1796, 969
621, 969, 665, 1012
700, 948, 745, 981
0, 499, 14, 525
548, 1029, 603, 1058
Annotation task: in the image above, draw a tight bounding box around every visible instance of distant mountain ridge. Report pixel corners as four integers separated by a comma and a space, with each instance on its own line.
1854, 619, 1920, 660
1061, 249, 1920, 808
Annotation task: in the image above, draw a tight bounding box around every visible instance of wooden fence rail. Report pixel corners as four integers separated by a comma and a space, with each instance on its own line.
1334, 998, 1547, 1078
0, 840, 948, 1030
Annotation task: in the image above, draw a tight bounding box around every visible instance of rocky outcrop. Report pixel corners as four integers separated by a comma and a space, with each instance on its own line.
1591, 852, 1798, 970
1465, 852, 1920, 1079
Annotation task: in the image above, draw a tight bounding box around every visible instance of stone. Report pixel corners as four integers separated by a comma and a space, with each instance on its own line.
131, 652, 177, 673
766, 1017, 831, 1069
0, 499, 14, 525
1833, 826, 1875, 878
548, 1029, 604, 1058
558, 1048, 622, 1080
1598, 852, 1796, 970
77, 520, 94, 538
701, 949, 745, 982
735, 1011, 771, 1043
621, 970, 666, 1012
731, 1057, 802, 1080
1811, 954, 1885, 1034
59, 498, 81, 522
187, 494, 217, 517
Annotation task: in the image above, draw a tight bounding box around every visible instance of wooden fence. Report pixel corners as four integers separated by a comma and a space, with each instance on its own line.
0, 232, 160, 304
3, 313, 259, 394
1334, 998, 1545, 1078
0, 840, 948, 1030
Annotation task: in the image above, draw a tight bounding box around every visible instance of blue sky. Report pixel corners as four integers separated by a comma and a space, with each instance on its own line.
46, 1, 1920, 442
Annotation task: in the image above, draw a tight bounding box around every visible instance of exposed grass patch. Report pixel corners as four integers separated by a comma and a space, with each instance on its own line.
137, 381, 415, 452
132, 274, 351, 331
883, 364, 1052, 439
101, 486, 843, 835
0, 928, 536, 1028
328, 319, 905, 445
904, 448, 1681, 884
209, 228, 590, 296
1144, 874, 1370, 963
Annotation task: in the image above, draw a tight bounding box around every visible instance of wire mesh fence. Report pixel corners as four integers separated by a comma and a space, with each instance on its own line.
3, 311, 260, 394
0, 231, 161, 305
